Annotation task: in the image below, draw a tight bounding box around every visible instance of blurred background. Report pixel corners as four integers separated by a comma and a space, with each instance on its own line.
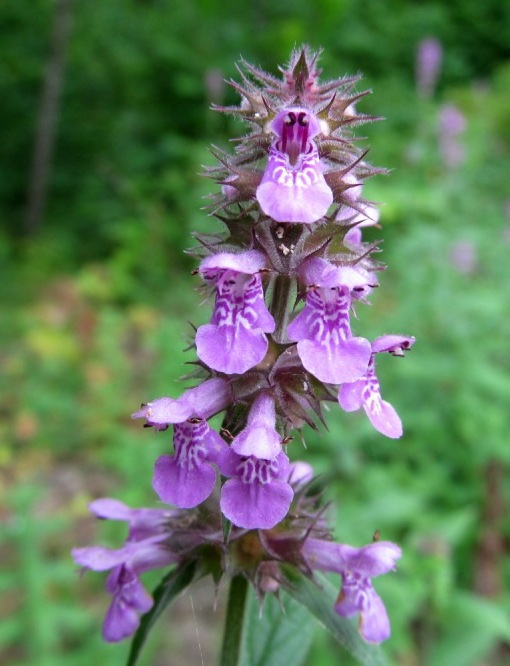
1, 0, 510, 664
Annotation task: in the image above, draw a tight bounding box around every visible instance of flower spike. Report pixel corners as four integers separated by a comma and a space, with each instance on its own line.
74, 46, 413, 652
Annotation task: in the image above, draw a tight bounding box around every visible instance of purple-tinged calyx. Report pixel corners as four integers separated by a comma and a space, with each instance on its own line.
131, 378, 231, 430
287, 258, 371, 384
218, 448, 293, 529
256, 107, 333, 223
231, 391, 282, 459
337, 203, 380, 248
338, 335, 415, 438
153, 417, 227, 509
195, 251, 275, 375
302, 538, 402, 643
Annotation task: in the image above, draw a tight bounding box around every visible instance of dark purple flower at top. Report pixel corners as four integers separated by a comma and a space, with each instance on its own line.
72, 534, 178, 642
131, 377, 231, 430
196, 251, 275, 375
338, 335, 415, 438
153, 417, 227, 509
256, 107, 333, 223
231, 391, 282, 459
302, 538, 402, 643
288, 259, 371, 384
218, 448, 293, 529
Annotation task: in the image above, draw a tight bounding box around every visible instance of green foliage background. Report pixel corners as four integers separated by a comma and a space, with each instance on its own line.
1, 0, 510, 664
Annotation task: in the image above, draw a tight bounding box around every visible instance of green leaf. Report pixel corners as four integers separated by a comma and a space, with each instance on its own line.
126, 559, 206, 666
281, 566, 389, 666
241, 586, 316, 666
427, 591, 510, 666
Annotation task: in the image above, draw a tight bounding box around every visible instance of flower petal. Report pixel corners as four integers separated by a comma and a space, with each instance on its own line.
297, 337, 372, 384
89, 498, 133, 521
72, 546, 128, 571
196, 324, 269, 375
256, 147, 333, 223
220, 478, 293, 529
152, 454, 217, 509
102, 569, 153, 642
103, 596, 142, 642
231, 393, 281, 459
131, 397, 191, 426
358, 592, 391, 644
365, 398, 403, 439
338, 380, 364, 411
199, 250, 267, 275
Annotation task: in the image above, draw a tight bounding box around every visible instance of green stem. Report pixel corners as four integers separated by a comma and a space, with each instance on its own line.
219, 574, 249, 666
269, 274, 296, 344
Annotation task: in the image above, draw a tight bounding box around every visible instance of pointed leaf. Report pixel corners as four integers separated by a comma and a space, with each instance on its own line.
126, 560, 205, 666
241, 587, 316, 666
281, 565, 389, 666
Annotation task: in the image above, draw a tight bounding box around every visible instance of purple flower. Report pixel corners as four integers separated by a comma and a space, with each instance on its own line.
195, 251, 275, 374
88, 498, 177, 541
256, 108, 333, 223
218, 448, 293, 529
132, 380, 231, 509
450, 240, 478, 274
101, 564, 154, 642
439, 104, 467, 169
153, 417, 227, 508
338, 335, 415, 438
72, 500, 178, 642
231, 392, 281, 459
302, 538, 402, 643
287, 259, 372, 384
416, 37, 442, 98
131, 377, 231, 430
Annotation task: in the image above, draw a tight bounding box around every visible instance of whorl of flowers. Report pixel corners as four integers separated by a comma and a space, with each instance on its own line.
73, 47, 414, 648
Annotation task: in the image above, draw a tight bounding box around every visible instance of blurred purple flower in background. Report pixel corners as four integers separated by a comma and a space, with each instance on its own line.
416, 37, 443, 98
450, 240, 478, 274
439, 103, 467, 168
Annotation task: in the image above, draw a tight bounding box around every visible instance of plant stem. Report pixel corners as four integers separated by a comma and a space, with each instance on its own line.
219, 574, 249, 666
269, 274, 296, 344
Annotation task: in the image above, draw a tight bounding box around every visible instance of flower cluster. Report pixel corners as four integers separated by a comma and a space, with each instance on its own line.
73, 47, 413, 647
